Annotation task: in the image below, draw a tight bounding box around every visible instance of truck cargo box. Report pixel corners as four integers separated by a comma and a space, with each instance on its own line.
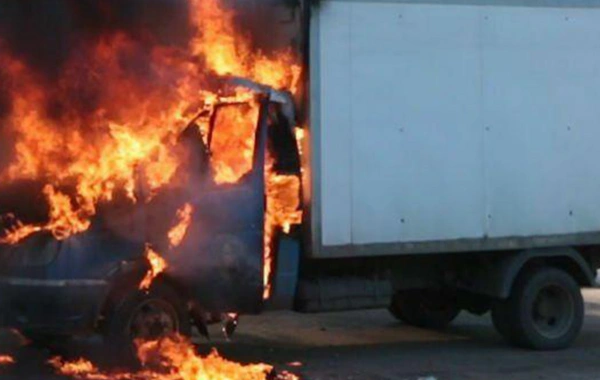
307, 0, 600, 258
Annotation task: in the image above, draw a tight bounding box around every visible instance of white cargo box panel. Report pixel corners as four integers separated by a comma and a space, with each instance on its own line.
309, 0, 600, 257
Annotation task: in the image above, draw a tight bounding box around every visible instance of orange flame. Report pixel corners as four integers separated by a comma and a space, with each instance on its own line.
261, 126, 304, 299
140, 202, 194, 290
0, 0, 304, 314
43, 185, 93, 240
2, 0, 304, 377
168, 203, 194, 249
0, 0, 301, 246
139, 246, 168, 291
189, 0, 301, 91
294, 128, 306, 159
49, 335, 299, 380
263, 171, 302, 300
136, 336, 277, 380
0, 219, 42, 245
48, 357, 98, 378
0, 185, 91, 244
210, 101, 260, 184
0, 355, 14, 366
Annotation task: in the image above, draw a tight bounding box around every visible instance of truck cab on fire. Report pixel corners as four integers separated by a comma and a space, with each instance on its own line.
0, 80, 300, 352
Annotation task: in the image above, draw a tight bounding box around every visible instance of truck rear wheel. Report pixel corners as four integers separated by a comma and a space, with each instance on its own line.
389, 289, 460, 329
491, 267, 584, 350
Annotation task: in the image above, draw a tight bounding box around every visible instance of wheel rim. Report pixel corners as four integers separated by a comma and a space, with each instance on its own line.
128, 299, 179, 340
531, 284, 575, 340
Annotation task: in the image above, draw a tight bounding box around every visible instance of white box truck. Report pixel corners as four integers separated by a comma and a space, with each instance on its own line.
281, 0, 600, 350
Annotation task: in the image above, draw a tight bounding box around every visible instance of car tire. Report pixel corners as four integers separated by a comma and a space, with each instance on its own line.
103, 281, 191, 365
493, 267, 583, 350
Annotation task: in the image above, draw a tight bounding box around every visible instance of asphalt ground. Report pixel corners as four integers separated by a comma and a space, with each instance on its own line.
2, 289, 600, 379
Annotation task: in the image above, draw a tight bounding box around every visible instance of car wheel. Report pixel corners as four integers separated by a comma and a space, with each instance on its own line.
103, 282, 191, 365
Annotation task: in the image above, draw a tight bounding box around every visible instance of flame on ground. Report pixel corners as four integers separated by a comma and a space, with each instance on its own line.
139, 246, 168, 291
50, 335, 299, 380
48, 357, 98, 378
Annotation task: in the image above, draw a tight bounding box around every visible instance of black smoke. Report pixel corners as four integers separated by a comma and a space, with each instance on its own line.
0, 0, 192, 81
0, 0, 302, 170
0, 0, 196, 226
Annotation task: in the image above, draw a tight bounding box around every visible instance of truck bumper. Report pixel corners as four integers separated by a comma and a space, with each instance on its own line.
0, 277, 108, 335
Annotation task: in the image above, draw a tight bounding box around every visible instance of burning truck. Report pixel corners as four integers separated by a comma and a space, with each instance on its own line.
2, 0, 600, 360
0, 77, 300, 349
0, 0, 303, 356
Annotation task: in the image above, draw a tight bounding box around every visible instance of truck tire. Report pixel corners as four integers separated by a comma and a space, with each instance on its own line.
491, 267, 584, 350
103, 282, 191, 364
389, 290, 460, 329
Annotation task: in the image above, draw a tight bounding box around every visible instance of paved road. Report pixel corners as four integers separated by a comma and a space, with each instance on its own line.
2, 289, 600, 379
